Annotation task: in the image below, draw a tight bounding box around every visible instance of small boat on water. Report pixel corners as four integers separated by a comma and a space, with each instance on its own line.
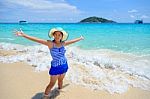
19, 21, 28, 24
134, 20, 143, 24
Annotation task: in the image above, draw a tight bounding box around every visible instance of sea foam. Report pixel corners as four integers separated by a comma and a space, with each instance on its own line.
0, 43, 150, 94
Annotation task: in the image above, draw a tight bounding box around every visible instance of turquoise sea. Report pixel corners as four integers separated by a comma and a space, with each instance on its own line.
0, 23, 150, 55
0, 23, 150, 93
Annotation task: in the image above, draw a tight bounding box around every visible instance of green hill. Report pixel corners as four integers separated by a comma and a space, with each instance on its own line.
80, 16, 116, 23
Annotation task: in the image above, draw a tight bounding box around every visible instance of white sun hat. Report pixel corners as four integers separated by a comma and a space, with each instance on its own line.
48, 27, 69, 41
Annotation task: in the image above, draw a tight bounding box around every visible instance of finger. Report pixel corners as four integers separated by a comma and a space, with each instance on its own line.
15, 33, 19, 36
13, 32, 19, 36
13, 29, 18, 32
13, 33, 17, 36
12, 30, 18, 36
12, 29, 18, 33
20, 28, 24, 33
81, 35, 84, 40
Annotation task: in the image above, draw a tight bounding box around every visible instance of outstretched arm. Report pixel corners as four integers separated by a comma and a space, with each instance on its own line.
64, 36, 84, 46
15, 31, 49, 46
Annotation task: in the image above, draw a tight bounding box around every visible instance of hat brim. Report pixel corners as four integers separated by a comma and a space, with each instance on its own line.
48, 28, 69, 41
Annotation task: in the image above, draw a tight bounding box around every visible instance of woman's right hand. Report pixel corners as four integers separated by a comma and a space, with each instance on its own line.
15, 31, 24, 37
15, 29, 24, 37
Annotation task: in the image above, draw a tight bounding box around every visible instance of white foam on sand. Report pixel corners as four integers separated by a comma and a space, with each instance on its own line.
0, 43, 51, 71
0, 43, 150, 94
66, 46, 150, 93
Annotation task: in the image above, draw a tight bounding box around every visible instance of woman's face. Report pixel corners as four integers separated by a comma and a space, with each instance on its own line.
53, 31, 63, 42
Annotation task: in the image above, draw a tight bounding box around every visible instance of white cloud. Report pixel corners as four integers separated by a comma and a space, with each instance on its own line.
0, 0, 82, 22
4, 0, 79, 12
128, 9, 138, 13
141, 15, 149, 19
130, 15, 135, 18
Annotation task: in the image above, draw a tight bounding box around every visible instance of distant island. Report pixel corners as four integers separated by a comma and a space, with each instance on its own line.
19, 20, 28, 24
79, 16, 116, 23
134, 20, 143, 24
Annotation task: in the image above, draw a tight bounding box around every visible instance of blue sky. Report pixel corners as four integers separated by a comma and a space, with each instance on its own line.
0, 0, 150, 23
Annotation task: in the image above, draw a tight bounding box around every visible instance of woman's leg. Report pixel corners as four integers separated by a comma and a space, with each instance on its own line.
58, 73, 66, 89
44, 75, 58, 95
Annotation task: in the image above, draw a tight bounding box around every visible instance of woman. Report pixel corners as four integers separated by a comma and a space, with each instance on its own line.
15, 27, 84, 98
